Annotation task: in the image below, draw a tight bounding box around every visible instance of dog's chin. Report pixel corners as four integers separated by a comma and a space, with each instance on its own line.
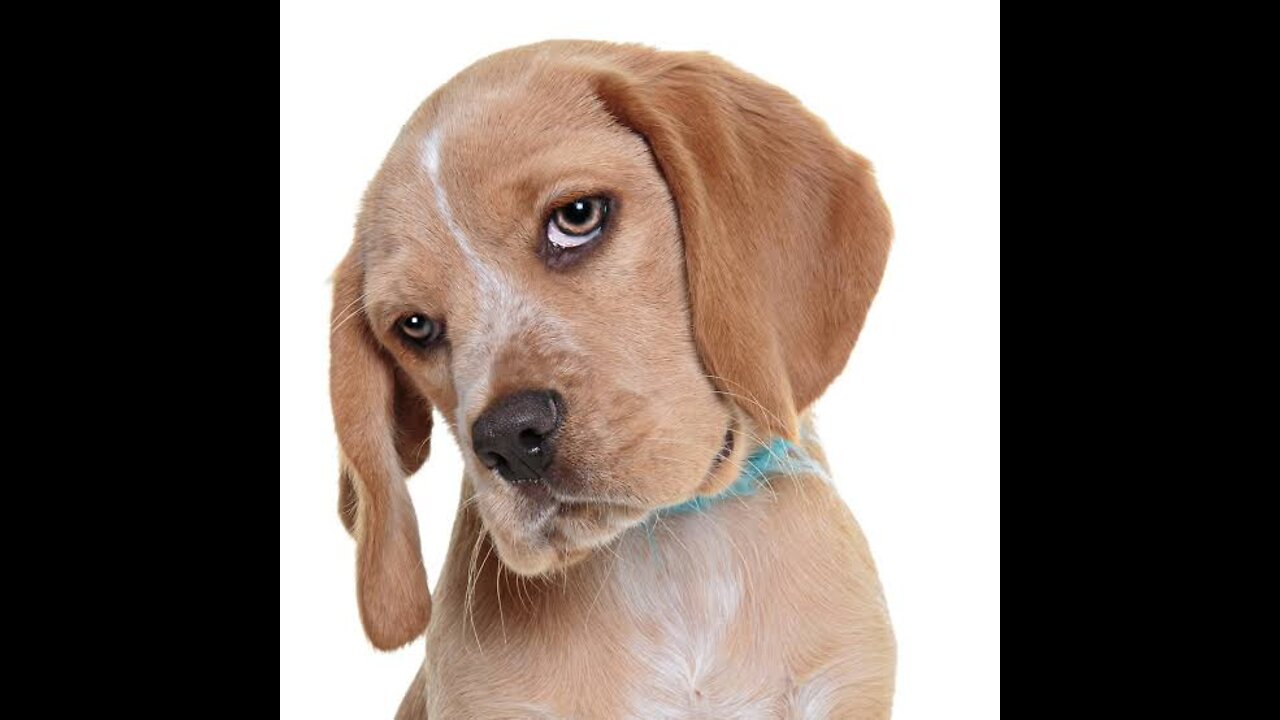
475, 488, 650, 577
485, 532, 591, 577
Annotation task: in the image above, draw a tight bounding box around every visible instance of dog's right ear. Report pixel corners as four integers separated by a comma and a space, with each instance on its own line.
588, 48, 892, 440
330, 246, 433, 650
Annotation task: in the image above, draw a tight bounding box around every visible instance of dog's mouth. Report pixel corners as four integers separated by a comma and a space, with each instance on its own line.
479, 493, 646, 576
477, 417, 740, 576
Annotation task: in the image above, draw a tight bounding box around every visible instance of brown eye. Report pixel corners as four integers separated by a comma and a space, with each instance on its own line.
397, 314, 444, 347
547, 197, 609, 248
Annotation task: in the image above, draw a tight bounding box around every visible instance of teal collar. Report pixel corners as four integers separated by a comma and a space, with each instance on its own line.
653, 436, 829, 518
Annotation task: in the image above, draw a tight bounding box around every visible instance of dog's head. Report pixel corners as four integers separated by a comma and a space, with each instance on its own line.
329, 41, 891, 649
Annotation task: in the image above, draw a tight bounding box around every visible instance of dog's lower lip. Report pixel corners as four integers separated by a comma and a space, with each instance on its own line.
510, 480, 554, 506
554, 495, 636, 511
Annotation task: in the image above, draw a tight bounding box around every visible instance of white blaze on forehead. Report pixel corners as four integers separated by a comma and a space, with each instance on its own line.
417, 126, 575, 448
420, 128, 497, 287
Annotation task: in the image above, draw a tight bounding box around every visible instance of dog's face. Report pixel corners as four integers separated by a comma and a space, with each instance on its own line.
358, 82, 733, 577
330, 41, 892, 649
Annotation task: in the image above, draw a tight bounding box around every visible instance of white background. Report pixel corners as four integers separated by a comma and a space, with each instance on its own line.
280, 1, 999, 717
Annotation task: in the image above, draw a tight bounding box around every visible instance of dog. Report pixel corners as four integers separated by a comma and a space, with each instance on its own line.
329, 40, 894, 718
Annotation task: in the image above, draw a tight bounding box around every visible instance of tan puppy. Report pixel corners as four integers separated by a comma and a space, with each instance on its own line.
330, 40, 894, 718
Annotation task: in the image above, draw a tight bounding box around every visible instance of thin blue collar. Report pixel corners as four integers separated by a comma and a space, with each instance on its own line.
653, 436, 829, 517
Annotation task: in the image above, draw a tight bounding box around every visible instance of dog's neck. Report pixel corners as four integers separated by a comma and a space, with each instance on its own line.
653, 434, 829, 517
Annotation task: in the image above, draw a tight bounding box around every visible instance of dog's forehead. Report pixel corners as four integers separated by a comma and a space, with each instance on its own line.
358, 62, 644, 302
361, 65, 609, 256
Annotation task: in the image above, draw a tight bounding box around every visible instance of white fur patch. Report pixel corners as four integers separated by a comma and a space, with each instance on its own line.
417, 127, 576, 455
785, 666, 842, 718
621, 519, 775, 718
420, 128, 498, 289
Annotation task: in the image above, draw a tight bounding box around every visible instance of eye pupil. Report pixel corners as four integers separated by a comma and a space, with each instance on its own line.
562, 201, 590, 225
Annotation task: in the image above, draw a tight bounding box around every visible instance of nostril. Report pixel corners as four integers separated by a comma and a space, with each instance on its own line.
471, 389, 564, 484
517, 429, 543, 452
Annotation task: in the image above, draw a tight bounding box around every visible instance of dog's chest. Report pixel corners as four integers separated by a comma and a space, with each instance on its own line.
614, 543, 770, 717
427, 518, 848, 719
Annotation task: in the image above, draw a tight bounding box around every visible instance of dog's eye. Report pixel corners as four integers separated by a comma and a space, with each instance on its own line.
547, 197, 609, 249
397, 314, 444, 347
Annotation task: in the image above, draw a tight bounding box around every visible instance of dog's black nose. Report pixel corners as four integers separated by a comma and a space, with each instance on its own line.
471, 390, 562, 484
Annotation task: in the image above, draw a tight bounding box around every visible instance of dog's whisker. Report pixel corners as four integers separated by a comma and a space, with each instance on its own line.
464, 526, 487, 652
474, 539, 496, 641
412, 433, 432, 463
329, 298, 370, 336
582, 537, 623, 628
658, 515, 696, 563
329, 291, 368, 329
494, 560, 508, 644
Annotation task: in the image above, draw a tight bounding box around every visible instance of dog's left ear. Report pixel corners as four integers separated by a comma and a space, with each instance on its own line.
589, 48, 893, 439
330, 246, 434, 650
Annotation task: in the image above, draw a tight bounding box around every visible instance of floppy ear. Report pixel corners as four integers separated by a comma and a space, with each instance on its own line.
590, 49, 892, 439
330, 246, 433, 650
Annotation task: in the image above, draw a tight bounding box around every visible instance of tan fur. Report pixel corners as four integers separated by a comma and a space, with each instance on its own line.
329, 40, 894, 716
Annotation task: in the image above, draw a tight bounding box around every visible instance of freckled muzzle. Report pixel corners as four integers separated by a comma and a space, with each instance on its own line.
471, 390, 563, 484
